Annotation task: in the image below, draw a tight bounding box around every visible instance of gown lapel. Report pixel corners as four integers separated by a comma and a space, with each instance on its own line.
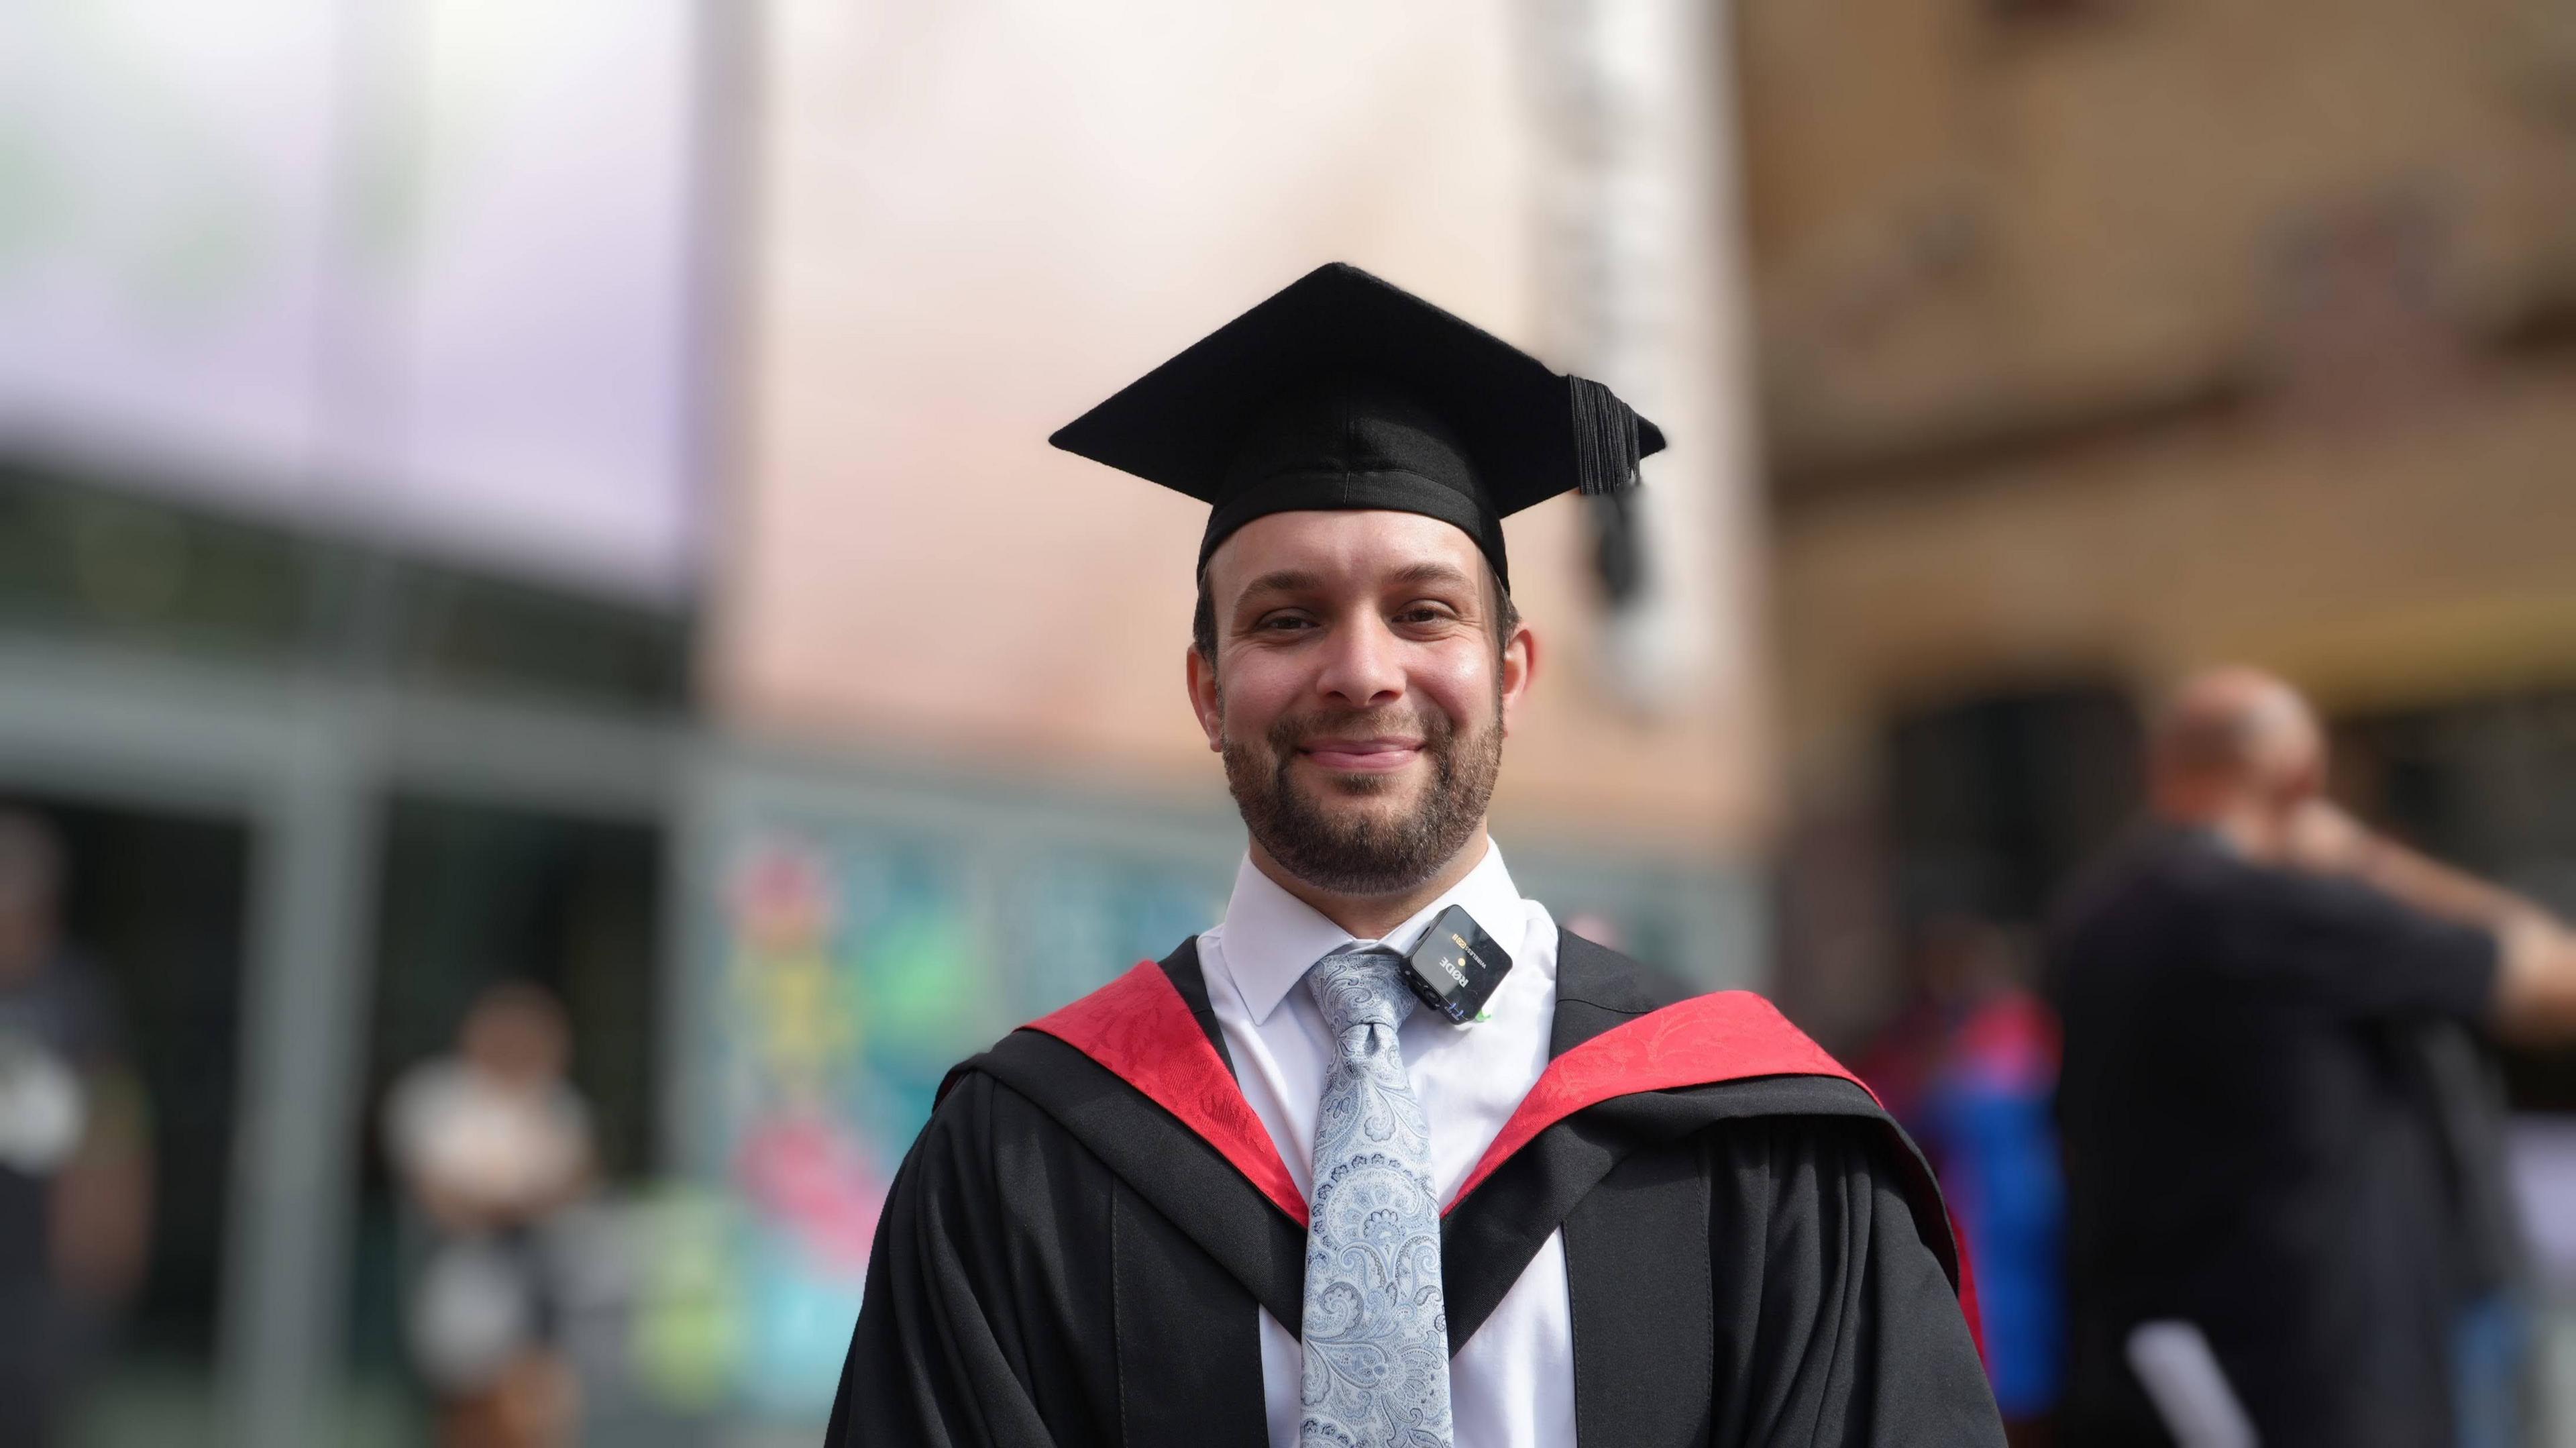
1006, 937, 1933, 1351
914, 937, 1974, 1448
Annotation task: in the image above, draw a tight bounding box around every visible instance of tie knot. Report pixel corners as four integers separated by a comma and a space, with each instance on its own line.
1305, 946, 1415, 1037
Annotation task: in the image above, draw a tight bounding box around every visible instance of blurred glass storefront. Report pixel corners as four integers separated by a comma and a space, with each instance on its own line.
0, 519, 690, 1445
2, 0, 715, 1431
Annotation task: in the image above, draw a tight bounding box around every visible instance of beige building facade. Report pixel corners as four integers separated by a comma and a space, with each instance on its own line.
715, 0, 1776, 890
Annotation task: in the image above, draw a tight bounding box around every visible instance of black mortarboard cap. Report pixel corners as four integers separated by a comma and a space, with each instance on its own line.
1048, 262, 1664, 590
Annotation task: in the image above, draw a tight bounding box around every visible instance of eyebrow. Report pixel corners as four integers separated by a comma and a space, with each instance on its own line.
1237, 568, 1328, 599
1385, 561, 1476, 592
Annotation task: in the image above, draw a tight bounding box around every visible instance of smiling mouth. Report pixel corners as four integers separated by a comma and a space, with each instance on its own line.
1297, 738, 1424, 773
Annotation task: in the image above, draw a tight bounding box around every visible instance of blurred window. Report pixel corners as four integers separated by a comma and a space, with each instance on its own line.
0, 466, 690, 709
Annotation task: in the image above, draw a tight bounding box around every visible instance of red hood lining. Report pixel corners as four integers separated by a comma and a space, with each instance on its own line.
1024, 962, 1876, 1227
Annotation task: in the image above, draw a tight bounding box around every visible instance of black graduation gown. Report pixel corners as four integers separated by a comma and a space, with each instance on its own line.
828, 933, 2002, 1447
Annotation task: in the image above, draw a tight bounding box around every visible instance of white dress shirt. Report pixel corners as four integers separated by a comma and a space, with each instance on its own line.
1198, 842, 1576, 1448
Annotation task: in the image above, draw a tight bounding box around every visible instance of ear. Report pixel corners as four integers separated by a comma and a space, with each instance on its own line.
1498, 619, 1538, 736
1185, 643, 1224, 752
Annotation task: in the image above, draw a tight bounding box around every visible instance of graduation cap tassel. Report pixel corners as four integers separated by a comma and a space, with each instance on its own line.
1567, 375, 1648, 607
1566, 374, 1642, 497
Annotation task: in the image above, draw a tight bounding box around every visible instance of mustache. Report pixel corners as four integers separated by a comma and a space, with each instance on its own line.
1265, 706, 1454, 754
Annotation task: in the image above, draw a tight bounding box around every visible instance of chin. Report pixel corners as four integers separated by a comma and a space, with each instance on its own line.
1300, 769, 1418, 807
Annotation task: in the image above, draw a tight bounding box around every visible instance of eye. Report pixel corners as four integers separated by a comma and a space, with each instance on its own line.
1393, 602, 1459, 626
1254, 611, 1316, 633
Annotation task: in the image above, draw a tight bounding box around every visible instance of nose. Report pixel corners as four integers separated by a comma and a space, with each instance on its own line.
1313, 611, 1405, 709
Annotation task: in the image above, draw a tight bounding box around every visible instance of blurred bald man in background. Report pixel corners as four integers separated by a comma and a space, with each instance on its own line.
2049, 667, 2576, 1448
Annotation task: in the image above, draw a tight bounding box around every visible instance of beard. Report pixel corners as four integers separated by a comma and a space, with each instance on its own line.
1221, 692, 1503, 897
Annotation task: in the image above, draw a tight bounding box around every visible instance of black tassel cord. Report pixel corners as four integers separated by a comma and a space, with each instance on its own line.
1566, 374, 1642, 498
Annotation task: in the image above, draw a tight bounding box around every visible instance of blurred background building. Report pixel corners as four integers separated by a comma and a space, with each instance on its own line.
0, 1, 1763, 1443
1747, 0, 2576, 1051
1739, 0, 2576, 1437
1, 0, 2571, 1443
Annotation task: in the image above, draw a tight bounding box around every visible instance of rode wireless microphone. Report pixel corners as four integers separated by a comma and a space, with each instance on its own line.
1399, 904, 1513, 1026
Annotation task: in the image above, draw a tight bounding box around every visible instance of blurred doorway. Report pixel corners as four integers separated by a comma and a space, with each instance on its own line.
347, 795, 664, 1436
1886, 682, 2145, 936
1775, 680, 2144, 1050
0, 792, 249, 1447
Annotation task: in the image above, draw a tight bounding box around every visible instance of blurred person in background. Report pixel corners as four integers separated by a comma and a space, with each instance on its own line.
1860, 916, 2065, 1445
831, 264, 2000, 1447
0, 809, 153, 1448
386, 980, 596, 1448
2049, 666, 2576, 1448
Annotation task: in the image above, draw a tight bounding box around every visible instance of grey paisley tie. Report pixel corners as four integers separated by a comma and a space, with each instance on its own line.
1299, 947, 1454, 1448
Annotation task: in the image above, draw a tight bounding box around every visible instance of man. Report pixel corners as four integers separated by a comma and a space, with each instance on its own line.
386, 981, 595, 1448
0, 811, 152, 1447
1859, 918, 2065, 1442
829, 264, 1999, 1447
2050, 667, 2576, 1448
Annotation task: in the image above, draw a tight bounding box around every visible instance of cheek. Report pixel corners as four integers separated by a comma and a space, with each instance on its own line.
1214, 654, 1303, 737
1413, 649, 1499, 727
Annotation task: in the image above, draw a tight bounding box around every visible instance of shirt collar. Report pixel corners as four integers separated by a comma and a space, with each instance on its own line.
1213, 840, 1531, 1026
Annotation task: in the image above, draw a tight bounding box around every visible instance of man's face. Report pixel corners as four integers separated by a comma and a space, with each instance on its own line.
463, 995, 570, 1087
1186, 509, 1534, 896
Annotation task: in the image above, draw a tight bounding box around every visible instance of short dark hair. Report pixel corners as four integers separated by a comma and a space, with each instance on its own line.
1191, 560, 1520, 664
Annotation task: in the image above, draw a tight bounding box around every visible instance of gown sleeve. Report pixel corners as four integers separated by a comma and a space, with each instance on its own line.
825, 1071, 1110, 1448
1707, 1116, 2006, 1447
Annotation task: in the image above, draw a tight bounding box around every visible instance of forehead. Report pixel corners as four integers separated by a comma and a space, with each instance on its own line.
1204, 509, 1485, 598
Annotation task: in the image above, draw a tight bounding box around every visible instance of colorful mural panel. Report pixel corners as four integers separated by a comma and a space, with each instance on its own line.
686, 815, 1228, 1417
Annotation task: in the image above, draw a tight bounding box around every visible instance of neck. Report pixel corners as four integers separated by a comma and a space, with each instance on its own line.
1250, 827, 1492, 941
2155, 791, 2285, 864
